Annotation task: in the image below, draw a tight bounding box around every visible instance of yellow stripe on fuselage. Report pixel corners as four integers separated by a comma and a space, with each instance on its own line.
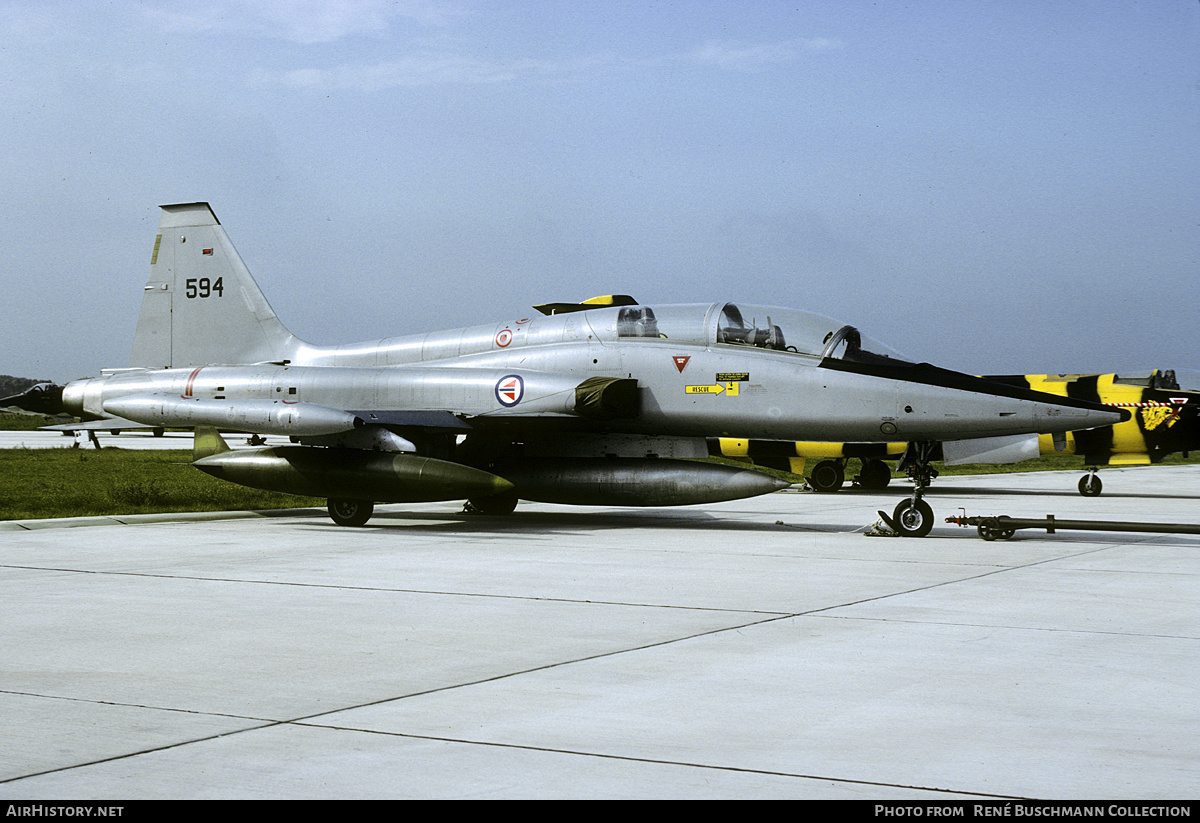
717, 437, 750, 457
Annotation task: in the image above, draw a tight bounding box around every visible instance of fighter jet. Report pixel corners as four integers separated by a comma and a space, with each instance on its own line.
27, 203, 1126, 535
713, 370, 1197, 498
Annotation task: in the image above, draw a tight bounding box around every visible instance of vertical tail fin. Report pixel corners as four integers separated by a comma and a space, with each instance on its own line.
130, 203, 302, 368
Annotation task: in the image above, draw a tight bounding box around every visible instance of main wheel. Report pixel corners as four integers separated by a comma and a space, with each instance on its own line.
1078, 474, 1102, 497
328, 498, 374, 527
891, 498, 934, 538
465, 490, 519, 515
857, 459, 891, 490
809, 460, 845, 493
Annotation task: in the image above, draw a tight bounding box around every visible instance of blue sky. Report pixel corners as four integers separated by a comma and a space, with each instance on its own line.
2, 0, 1197, 383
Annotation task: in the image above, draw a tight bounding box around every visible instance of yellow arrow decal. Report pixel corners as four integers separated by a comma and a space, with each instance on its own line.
685, 382, 740, 396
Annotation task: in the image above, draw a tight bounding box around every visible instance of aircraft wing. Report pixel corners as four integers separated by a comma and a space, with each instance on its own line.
40, 417, 155, 432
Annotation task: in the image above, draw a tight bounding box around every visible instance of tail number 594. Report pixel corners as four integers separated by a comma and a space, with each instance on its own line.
185, 277, 224, 299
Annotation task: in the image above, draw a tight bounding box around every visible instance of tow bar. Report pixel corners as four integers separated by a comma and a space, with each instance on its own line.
946, 511, 1200, 541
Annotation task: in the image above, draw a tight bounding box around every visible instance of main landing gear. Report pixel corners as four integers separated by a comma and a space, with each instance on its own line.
807, 458, 892, 493
1078, 469, 1102, 497
328, 498, 374, 527
856, 458, 892, 490
326, 489, 520, 526
808, 460, 845, 493
879, 441, 940, 538
463, 489, 519, 515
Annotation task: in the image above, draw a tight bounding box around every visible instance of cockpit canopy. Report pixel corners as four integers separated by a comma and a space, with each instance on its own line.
592, 301, 910, 364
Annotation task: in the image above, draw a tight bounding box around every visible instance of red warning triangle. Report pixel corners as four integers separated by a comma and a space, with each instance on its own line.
672, 356, 690, 373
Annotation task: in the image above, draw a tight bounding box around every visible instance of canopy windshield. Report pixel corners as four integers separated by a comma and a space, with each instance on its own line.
586, 302, 911, 363
1113, 369, 1199, 392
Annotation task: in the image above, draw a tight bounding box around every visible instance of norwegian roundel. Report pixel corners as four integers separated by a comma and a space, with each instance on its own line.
495, 374, 524, 407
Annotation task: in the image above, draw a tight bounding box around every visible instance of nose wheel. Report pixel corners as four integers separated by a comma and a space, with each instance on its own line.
889, 498, 934, 538
878, 441, 939, 537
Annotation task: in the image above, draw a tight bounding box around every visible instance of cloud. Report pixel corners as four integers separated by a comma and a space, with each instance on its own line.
143, 0, 463, 45
264, 49, 626, 90
253, 36, 837, 92
685, 37, 843, 71
271, 52, 515, 89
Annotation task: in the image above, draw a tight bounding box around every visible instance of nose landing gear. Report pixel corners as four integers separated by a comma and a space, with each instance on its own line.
878, 441, 939, 537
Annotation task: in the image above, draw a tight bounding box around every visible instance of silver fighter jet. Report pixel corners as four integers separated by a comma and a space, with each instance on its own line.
42, 203, 1125, 534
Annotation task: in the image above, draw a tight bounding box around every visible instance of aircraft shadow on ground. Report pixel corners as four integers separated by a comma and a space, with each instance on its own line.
293, 508, 1200, 545
296, 507, 851, 535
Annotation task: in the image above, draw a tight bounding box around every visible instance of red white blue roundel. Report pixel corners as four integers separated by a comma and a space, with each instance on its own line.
495, 374, 524, 407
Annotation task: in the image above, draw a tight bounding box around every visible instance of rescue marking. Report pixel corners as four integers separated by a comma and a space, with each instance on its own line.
495, 374, 524, 407
716, 372, 749, 382
685, 382, 740, 396
495, 329, 513, 348
672, 356, 690, 373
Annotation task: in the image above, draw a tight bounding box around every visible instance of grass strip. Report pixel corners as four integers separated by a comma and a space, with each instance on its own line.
0, 447, 321, 521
